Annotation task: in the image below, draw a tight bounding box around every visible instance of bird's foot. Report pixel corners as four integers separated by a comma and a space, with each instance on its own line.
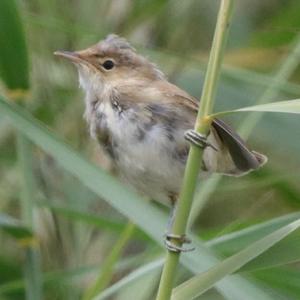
164, 233, 195, 253
184, 129, 217, 151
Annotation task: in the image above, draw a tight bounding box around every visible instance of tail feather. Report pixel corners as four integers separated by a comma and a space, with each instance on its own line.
203, 119, 267, 176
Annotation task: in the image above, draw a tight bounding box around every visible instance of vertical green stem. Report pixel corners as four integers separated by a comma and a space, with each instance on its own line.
17, 134, 35, 225
155, 1, 235, 300
17, 133, 42, 300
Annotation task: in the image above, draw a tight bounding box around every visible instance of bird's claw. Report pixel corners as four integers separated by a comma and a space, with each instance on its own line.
164, 233, 195, 253
184, 129, 218, 151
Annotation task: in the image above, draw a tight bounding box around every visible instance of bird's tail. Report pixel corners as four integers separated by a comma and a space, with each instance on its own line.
202, 119, 267, 176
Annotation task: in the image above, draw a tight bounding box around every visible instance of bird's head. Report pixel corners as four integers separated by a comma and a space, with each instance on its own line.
55, 34, 165, 93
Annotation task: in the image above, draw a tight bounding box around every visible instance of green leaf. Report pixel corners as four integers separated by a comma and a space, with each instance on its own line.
172, 219, 300, 300
212, 99, 300, 117
37, 201, 128, 233
83, 222, 136, 300
17, 133, 43, 300
113, 264, 160, 300
254, 267, 300, 299
207, 212, 300, 255
0, 0, 29, 90
37, 201, 151, 241
239, 229, 300, 272
208, 212, 300, 272
0, 95, 273, 300
0, 213, 33, 240
94, 258, 164, 300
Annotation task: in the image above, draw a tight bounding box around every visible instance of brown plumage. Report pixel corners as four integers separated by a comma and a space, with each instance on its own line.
55, 34, 267, 205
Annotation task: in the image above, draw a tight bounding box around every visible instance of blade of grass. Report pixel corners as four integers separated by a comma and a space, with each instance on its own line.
38, 201, 126, 231
94, 258, 164, 300
172, 219, 300, 300
207, 212, 300, 253
238, 229, 300, 272
211, 98, 300, 117
207, 212, 300, 272
0, 0, 29, 92
114, 265, 160, 300
36, 200, 150, 241
17, 134, 43, 300
83, 222, 136, 300
0, 1, 43, 299
17, 135, 36, 226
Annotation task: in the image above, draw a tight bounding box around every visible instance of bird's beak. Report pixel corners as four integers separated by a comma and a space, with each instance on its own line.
54, 50, 83, 63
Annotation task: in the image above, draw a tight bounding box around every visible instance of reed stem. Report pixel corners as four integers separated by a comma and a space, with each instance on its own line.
17, 133, 42, 300
155, 1, 235, 299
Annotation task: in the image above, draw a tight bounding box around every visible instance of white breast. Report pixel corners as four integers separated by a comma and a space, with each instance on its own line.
78, 71, 185, 205
94, 101, 185, 205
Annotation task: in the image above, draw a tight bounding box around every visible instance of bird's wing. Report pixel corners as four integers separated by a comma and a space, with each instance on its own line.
211, 119, 267, 172
154, 81, 267, 175
118, 80, 267, 175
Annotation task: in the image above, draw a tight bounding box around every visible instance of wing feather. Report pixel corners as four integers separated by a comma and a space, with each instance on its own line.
118, 80, 267, 175
212, 119, 267, 172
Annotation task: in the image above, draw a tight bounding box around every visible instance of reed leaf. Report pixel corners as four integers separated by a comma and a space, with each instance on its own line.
0, 0, 29, 91
172, 219, 300, 300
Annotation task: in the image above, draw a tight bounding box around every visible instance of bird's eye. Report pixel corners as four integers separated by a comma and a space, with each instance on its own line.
102, 60, 115, 70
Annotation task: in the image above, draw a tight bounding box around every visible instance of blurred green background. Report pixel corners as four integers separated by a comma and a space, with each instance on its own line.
1, 0, 300, 299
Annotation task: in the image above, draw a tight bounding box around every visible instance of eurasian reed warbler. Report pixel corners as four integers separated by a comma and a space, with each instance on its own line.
55, 34, 266, 251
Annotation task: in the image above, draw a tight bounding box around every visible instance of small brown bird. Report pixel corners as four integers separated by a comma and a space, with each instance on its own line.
55, 34, 267, 251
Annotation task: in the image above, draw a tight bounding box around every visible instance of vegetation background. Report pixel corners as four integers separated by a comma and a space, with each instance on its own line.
0, 0, 300, 299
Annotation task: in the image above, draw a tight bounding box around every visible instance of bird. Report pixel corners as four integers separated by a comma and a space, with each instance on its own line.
55, 34, 267, 252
